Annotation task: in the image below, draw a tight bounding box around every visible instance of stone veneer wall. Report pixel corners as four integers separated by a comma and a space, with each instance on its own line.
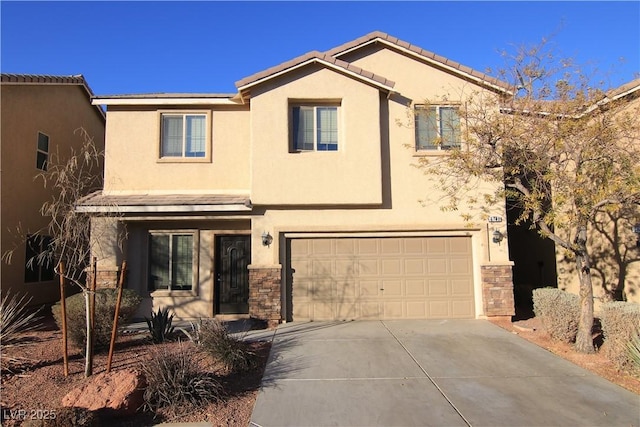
481, 264, 515, 317
248, 266, 282, 327
88, 269, 120, 289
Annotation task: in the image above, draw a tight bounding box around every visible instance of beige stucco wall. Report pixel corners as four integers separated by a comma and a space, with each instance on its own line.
102, 106, 250, 195
247, 46, 512, 318
121, 219, 251, 320
1, 83, 105, 306
249, 65, 383, 205
556, 93, 640, 306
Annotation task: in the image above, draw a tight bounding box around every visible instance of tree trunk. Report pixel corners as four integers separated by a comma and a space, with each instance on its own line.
574, 228, 595, 354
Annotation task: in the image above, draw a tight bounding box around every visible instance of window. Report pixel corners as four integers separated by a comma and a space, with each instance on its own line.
148, 232, 194, 291
160, 114, 207, 158
415, 105, 461, 150
36, 132, 49, 170
292, 105, 338, 151
25, 235, 55, 282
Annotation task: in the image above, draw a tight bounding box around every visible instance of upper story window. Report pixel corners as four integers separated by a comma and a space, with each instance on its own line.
160, 113, 207, 159
415, 105, 461, 150
36, 132, 49, 170
291, 105, 339, 152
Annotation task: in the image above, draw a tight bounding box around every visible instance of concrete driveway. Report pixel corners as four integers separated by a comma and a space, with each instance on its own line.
250, 320, 639, 427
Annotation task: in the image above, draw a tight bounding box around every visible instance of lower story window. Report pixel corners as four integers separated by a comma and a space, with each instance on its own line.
24, 235, 55, 283
148, 232, 194, 291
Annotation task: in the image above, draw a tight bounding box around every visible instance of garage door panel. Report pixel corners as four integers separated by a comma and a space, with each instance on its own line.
450, 258, 472, 275
290, 237, 474, 321
405, 258, 425, 275
406, 279, 426, 296
427, 258, 448, 274
358, 259, 379, 275
381, 280, 402, 296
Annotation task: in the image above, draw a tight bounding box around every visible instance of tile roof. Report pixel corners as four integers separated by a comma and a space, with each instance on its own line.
77, 190, 251, 212
1, 73, 105, 119
326, 31, 512, 93
235, 50, 395, 91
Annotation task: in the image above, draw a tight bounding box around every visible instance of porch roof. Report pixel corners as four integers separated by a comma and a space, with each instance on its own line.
76, 191, 252, 213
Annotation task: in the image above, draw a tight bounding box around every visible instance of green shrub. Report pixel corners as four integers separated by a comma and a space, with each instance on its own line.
1, 292, 43, 346
532, 287, 580, 343
145, 307, 175, 343
189, 319, 256, 372
142, 341, 222, 412
600, 301, 640, 371
52, 288, 141, 351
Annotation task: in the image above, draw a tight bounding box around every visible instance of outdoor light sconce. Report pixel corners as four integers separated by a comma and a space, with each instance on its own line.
633, 224, 640, 248
492, 229, 504, 244
261, 231, 273, 247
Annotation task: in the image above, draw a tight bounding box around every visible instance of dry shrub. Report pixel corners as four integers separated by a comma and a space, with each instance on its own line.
190, 319, 257, 373
532, 287, 580, 343
52, 288, 141, 351
141, 341, 223, 413
599, 301, 640, 372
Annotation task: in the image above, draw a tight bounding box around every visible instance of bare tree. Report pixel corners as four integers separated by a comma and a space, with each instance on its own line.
409, 40, 640, 353
3, 128, 125, 375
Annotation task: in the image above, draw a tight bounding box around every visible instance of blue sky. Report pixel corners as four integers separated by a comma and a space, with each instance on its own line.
1, 1, 639, 96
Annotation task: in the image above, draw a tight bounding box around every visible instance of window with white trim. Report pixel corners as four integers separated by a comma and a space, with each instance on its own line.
148, 232, 195, 291
36, 132, 49, 170
415, 105, 461, 150
160, 113, 207, 158
291, 105, 339, 151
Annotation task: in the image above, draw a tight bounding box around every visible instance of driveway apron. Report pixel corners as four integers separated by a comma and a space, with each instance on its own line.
250, 320, 639, 427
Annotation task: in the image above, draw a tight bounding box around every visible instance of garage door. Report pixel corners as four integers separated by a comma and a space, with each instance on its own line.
289, 236, 474, 320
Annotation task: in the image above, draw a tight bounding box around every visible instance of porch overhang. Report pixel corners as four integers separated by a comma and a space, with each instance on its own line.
76, 191, 252, 214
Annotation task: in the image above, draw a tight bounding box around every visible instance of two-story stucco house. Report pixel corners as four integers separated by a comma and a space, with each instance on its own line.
83, 32, 516, 324
1, 74, 105, 306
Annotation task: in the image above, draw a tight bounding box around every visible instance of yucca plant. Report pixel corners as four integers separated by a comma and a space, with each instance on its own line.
1, 292, 42, 346
627, 326, 640, 371
145, 307, 175, 343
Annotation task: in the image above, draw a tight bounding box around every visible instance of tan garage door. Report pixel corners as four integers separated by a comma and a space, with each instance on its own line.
289, 236, 474, 320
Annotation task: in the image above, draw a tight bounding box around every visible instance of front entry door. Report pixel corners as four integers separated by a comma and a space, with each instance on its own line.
216, 235, 251, 314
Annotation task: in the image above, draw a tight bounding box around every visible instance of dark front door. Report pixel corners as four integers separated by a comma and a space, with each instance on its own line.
216, 235, 251, 314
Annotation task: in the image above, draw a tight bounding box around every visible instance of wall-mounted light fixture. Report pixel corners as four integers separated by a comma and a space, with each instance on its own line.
261, 231, 273, 247
633, 223, 640, 248
492, 229, 504, 244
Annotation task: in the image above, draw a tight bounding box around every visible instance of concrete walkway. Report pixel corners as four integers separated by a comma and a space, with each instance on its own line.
250, 320, 640, 427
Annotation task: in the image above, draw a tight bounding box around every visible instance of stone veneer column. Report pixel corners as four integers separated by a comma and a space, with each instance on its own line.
481, 264, 515, 317
248, 265, 282, 328
87, 269, 121, 289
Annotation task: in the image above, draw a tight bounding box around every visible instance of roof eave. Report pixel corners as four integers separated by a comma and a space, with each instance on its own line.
236, 57, 396, 95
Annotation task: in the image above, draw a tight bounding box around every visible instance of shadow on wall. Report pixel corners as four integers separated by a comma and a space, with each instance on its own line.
559, 210, 640, 303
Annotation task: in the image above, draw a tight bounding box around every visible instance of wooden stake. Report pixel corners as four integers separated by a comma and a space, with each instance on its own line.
58, 262, 69, 377
87, 257, 97, 376
106, 260, 127, 373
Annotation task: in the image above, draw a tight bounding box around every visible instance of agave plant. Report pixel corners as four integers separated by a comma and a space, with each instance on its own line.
145, 307, 175, 343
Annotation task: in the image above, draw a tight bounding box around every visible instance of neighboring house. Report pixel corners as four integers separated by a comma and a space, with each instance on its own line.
554, 79, 640, 306
1, 74, 105, 306
83, 32, 516, 323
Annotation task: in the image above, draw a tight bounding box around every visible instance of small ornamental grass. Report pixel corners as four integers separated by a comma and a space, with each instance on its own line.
532, 287, 580, 344
0, 292, 42, 346
182, 319, 256, 373
141, 341, 223, 412
52, 288, 141, 351
599, 301, 640, 372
